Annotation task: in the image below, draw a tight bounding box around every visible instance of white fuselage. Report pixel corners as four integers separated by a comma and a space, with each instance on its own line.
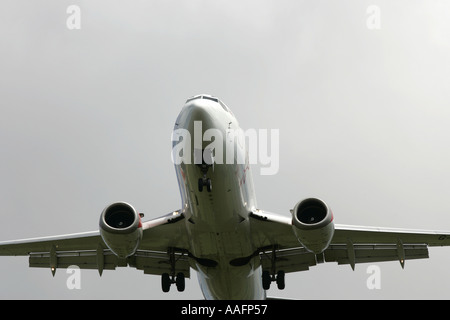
172, 96, 265, 299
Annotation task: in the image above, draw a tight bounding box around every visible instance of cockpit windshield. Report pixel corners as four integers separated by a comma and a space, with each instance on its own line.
185, 94, 231, 115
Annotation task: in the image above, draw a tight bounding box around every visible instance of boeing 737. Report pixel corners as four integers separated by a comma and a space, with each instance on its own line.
1, 94, 450, 299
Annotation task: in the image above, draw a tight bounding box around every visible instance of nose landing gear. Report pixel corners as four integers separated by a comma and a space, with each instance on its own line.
198, 177, 212, 192
197, 148, 213, 193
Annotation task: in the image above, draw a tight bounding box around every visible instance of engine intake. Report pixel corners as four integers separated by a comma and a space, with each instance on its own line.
99, 202, 143, 258
292, 198, 334, 254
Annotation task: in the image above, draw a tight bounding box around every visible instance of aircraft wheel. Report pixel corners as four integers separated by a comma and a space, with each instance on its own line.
206, 178, 212, 192
198, 178, 204, 192
262, 271, 271, 290
176, 272, 185, 292
162, 273, 171, 293
276, 270, 285, 290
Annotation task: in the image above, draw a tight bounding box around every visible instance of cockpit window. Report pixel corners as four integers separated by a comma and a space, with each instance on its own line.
185, 95, 201, 103
218, 100, 232, 115
186, 94, 219, 104
185, 95, 233, 115
202, 96, 218, 103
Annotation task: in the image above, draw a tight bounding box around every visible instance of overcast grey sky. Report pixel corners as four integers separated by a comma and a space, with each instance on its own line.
1, 0, 450, 299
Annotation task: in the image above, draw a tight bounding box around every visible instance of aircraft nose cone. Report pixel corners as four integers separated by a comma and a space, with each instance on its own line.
188, 97, 216, 115
184, 99, 219, 131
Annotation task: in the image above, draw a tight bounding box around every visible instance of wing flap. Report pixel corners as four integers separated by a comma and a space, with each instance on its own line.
259, 243, 429, 274
324, 243, 429, 267
260, 247, 317, 274
27, 248, 192, 277
130, 250, 191, 278
29, 249, 121, 270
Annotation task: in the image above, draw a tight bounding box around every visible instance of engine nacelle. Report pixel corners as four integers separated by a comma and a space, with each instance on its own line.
99, 202, 143, 258
291, 198, 335, 254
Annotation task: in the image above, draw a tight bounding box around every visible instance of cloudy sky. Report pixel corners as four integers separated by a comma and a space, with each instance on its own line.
1, 0, 450, 299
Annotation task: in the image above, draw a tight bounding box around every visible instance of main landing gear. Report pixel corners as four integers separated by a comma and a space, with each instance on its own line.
161, 272, 185, 293
262, 270, 285, 290
161, 248, 186, 293
261, 246, 285, 290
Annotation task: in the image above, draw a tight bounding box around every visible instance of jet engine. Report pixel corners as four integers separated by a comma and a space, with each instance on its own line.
99, 202, 143, 258
291, 198, 334, 254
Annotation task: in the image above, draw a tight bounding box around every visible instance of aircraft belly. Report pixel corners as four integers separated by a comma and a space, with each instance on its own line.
197, 260, 265, 300
189, 222, 254, 263
188, 218, 262, 299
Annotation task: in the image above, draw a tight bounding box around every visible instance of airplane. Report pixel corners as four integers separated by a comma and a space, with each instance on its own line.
1, 94, 450, 300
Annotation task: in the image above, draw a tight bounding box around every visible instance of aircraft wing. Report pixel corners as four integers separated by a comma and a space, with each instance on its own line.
0, 211, 190, 277
250, 210, 450, 273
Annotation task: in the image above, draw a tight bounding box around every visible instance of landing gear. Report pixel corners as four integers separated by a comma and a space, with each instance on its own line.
261, 245, 285, 290
198, 177, 212, 192
197, 149, 213, 193
161, 248, 186, 293
262, 270, 285, 290
161, 272, 185, 293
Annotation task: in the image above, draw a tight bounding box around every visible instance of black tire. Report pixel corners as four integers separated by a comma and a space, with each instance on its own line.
206, 178, 212, 192
262, 271, 271, 290
276, 270, 285, 290
162, 273, 171, 293
198, 178, 203, 192
176, 272, 185, 292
